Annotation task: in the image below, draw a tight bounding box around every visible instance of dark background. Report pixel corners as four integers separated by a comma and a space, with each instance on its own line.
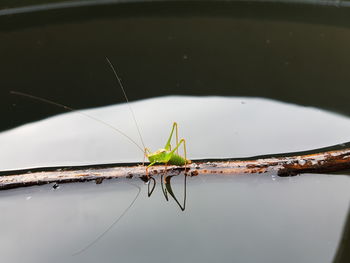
1, 1, 350, 132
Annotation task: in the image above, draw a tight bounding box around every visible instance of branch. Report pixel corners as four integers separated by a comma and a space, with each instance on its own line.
1, 148, 350, 190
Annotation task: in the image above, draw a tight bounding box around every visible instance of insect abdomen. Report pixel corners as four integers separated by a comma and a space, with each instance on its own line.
168, 153, 189, 166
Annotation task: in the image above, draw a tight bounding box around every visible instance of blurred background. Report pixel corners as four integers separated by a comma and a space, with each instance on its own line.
1, 0, 350, 131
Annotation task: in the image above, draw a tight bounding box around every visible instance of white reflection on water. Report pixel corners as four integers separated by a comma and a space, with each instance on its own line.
0, 174, 349, 263
1, 96, 350, 171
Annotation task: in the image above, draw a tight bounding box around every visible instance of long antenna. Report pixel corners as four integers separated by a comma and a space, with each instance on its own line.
10, 91, 144, 153
105, 57, 146, 150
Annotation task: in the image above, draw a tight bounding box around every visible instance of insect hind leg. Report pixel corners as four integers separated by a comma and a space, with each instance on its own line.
165, 122, 179, 153
170, 138, 190, 174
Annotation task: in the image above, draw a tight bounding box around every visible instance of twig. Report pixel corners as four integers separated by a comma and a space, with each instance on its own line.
1, 148, 350, 190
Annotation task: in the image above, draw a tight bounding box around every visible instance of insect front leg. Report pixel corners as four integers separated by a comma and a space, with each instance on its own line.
143, 148, 151, 166
146, 161, 156, 178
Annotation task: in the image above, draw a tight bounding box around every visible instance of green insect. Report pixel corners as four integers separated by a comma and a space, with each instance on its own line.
11, 58, 191, 177
105, 57, 192, 176
144, 122, 191, 174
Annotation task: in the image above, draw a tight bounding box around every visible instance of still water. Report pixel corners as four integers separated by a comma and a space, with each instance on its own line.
0, 174, 349, 263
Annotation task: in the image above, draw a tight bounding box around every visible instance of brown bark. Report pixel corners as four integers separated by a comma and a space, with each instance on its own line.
1, 148, 350, 190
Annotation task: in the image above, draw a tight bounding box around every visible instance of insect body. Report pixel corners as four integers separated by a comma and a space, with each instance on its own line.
145, 122, 191, 174
105, 57, 191, 175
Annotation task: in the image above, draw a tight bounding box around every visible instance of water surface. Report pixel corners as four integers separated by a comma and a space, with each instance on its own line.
0, 174, 349, 263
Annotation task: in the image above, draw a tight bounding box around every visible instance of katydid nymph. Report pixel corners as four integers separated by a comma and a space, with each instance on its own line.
144, 122, 191, 172
10, 57, 191, 184
105, 58, 192, 176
